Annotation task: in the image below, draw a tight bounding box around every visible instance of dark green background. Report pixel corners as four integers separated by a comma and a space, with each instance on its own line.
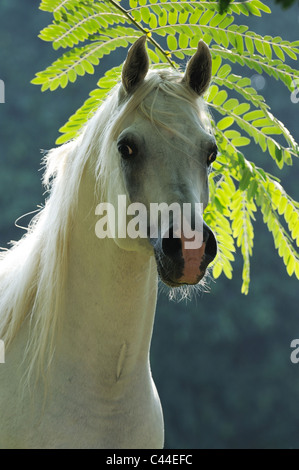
0, 0, 299, 449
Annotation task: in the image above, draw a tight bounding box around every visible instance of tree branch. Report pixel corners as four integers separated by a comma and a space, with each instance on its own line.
107, 0, 176, 68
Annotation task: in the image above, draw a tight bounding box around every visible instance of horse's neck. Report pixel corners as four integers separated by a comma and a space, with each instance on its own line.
56, 166, 158, 389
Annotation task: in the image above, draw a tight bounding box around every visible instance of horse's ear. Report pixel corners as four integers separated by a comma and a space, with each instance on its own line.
182, 40, 212, 96
122, 36, 149, 94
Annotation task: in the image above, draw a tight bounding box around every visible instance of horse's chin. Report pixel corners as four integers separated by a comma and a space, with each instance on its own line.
160, 273, 205, 288
155, 257, 206, 288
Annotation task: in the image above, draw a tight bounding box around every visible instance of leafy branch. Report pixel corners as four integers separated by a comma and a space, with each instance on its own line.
108, 0, 175, 67
33, 0, 299, 292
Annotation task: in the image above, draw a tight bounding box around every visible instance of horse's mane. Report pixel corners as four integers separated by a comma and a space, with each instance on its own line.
0, 67, 211, 383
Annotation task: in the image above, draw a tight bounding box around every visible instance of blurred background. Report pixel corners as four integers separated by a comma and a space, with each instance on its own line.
0, 0, 299, 449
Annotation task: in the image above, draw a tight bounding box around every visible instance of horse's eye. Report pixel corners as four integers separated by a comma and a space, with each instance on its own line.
118, 143, 134, 159
207, 150, 217, 167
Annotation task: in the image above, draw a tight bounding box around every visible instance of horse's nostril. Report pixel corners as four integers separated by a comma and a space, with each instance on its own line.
161, 224, 217, 262
203, 224, 217, 262
162, 233, 182, 258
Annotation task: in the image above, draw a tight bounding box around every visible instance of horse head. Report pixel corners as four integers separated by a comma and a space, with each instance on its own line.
108, 37, 218, 287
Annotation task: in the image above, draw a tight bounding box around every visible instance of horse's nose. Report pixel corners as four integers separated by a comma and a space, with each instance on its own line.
162, 223, 217, 261
161, 225, 182, 258
161, 222, 217, 285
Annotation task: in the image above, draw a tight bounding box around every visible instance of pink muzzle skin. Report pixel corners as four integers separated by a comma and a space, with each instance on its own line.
177, 232, 206, 285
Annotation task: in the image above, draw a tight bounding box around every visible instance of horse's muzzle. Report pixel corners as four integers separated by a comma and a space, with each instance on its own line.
150, 222, 217, 287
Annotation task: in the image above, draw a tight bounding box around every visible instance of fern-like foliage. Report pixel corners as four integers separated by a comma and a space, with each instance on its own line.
32, 0, 299, 294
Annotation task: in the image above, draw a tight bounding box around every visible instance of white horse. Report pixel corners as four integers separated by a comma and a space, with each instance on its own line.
0, 37, 217, 449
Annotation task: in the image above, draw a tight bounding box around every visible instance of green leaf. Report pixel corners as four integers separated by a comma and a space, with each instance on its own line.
233, 103, 251, 115
212, 56, 222, 76
263, 41, 272, 60
282, 46, 298, 61
254, 38, 264, 55
168, 8, 178, 25
167, 35, 177, 51
223, 98, 239, 111
217, 117, 234, 130
213, 90, 227, 106
273, 44, 285, 61
245, 35, 254, 55
232, 137, 251, 147
236, 34, 244, 55
199, 10, 214, 26
141, 6, 150, 22
239, 170, 252, 190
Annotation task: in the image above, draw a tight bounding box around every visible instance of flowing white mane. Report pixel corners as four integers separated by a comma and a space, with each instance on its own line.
0, 67, 211, 383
